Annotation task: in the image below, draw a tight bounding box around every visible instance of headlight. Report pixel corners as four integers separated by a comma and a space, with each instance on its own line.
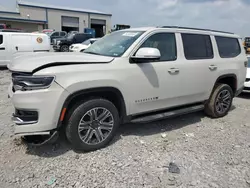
13, 76, 55, 91
57, 41, 61, 45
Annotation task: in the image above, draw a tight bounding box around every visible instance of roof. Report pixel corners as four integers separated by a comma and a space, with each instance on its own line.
18, 0, 112, 16
122, 26, 240, 38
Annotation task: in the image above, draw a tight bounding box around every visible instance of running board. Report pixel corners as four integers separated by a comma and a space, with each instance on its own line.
131, 104, 204, 123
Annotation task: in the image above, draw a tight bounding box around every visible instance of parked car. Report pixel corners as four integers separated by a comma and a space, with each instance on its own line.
49, 31, 67, 44
244, 37, 250, 54
0, 32, 50, 67
8, 26, 247, 151
69, 38, 100, 52
243, 55, 250, 91
53, 33, 92, 52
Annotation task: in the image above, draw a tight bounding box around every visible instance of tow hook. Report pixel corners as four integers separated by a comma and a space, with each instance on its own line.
21, 131, 59, 146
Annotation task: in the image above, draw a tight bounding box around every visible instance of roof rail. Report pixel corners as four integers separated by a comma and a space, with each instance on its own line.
160, 26, 234, 35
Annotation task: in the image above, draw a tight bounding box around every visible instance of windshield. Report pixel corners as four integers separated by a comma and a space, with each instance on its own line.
84, 31, 145, 57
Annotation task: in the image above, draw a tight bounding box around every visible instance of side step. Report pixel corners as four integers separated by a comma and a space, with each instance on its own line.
131, 104, 204, 123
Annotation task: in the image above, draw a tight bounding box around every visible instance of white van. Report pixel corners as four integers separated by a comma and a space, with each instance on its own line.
0, 32, 50, 67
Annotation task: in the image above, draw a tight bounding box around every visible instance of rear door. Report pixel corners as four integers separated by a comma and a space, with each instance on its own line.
32, 35, 50, 52
179, 33, 217, 101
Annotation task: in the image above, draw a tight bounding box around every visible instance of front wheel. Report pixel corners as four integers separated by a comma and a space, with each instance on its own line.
60, 45, 69, 52
205, 84, 233, 118
66, 99, 120, 152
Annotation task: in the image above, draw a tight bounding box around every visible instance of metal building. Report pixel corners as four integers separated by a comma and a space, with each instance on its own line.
0, 0, 112, 37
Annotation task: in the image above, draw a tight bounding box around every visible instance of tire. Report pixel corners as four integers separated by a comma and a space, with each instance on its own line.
60, 45, 69, 52
65, 98, 120, 152
205, 83, 233, 118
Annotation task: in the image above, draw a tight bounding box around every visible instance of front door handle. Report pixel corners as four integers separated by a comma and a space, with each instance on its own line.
0, 47, 5, 50
168, 68, 180, 74
209, 65, 217, 71
16, 46, 18, 51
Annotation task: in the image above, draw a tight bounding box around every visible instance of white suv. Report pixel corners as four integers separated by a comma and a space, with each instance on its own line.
8, 26, 247, 151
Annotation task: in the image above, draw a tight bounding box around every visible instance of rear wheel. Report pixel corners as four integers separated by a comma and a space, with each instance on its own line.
66, 99, 120, 151
60, 45, 69, 52
205, 84, 233, 118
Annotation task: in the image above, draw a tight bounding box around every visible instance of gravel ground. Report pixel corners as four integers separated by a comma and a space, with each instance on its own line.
0, 69, 250, 188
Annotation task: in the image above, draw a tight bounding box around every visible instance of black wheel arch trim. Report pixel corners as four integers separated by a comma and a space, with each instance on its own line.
213, 73, 237, 92
57, 86, 128, 129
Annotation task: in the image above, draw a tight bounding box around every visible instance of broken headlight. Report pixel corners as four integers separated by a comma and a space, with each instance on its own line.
13, 76, 55, 91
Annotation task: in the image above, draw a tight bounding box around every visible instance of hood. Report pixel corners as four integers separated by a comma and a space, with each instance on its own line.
8, 52, 114, 73
53, 37, 67, 42
70, 44, 88, 49
71, 43, 87, 47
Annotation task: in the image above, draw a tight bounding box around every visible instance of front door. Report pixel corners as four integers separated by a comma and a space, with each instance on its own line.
126, 32, 184, 115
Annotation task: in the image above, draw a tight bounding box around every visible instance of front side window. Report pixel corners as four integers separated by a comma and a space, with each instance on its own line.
215, 36, 241, 58
182, 33, 213, 60
138, 33, 177, 61
84, 30, 144, 57
0, 35, 3, 44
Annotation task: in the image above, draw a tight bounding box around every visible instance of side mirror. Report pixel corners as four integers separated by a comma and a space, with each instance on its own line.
130, 47, 161, 63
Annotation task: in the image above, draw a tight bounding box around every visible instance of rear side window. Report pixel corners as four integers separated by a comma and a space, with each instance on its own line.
60, 32, 66, 37
0, 35, 2, 44
182, 33, 213, 60
215, 36, 241, 58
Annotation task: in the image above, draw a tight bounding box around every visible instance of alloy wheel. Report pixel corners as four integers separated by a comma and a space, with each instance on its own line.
78, 107, 114, 145
215, 89, 231, 114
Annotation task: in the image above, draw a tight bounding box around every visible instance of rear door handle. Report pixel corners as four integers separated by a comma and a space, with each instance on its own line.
168, 68, 179, 74
0, 47, 5, 50
209, 65, 217, 71
16, 46, 18, 51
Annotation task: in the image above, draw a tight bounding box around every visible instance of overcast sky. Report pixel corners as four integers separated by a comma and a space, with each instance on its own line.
1, 0, 250, 37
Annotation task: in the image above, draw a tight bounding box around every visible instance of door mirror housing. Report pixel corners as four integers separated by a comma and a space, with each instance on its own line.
130, 47, 161, 63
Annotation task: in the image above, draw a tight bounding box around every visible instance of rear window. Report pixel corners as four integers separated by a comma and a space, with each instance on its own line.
245, 38, 250, 42
0, 35, 2, 44
181, 33, 213, 60
215, 36, 241, 58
